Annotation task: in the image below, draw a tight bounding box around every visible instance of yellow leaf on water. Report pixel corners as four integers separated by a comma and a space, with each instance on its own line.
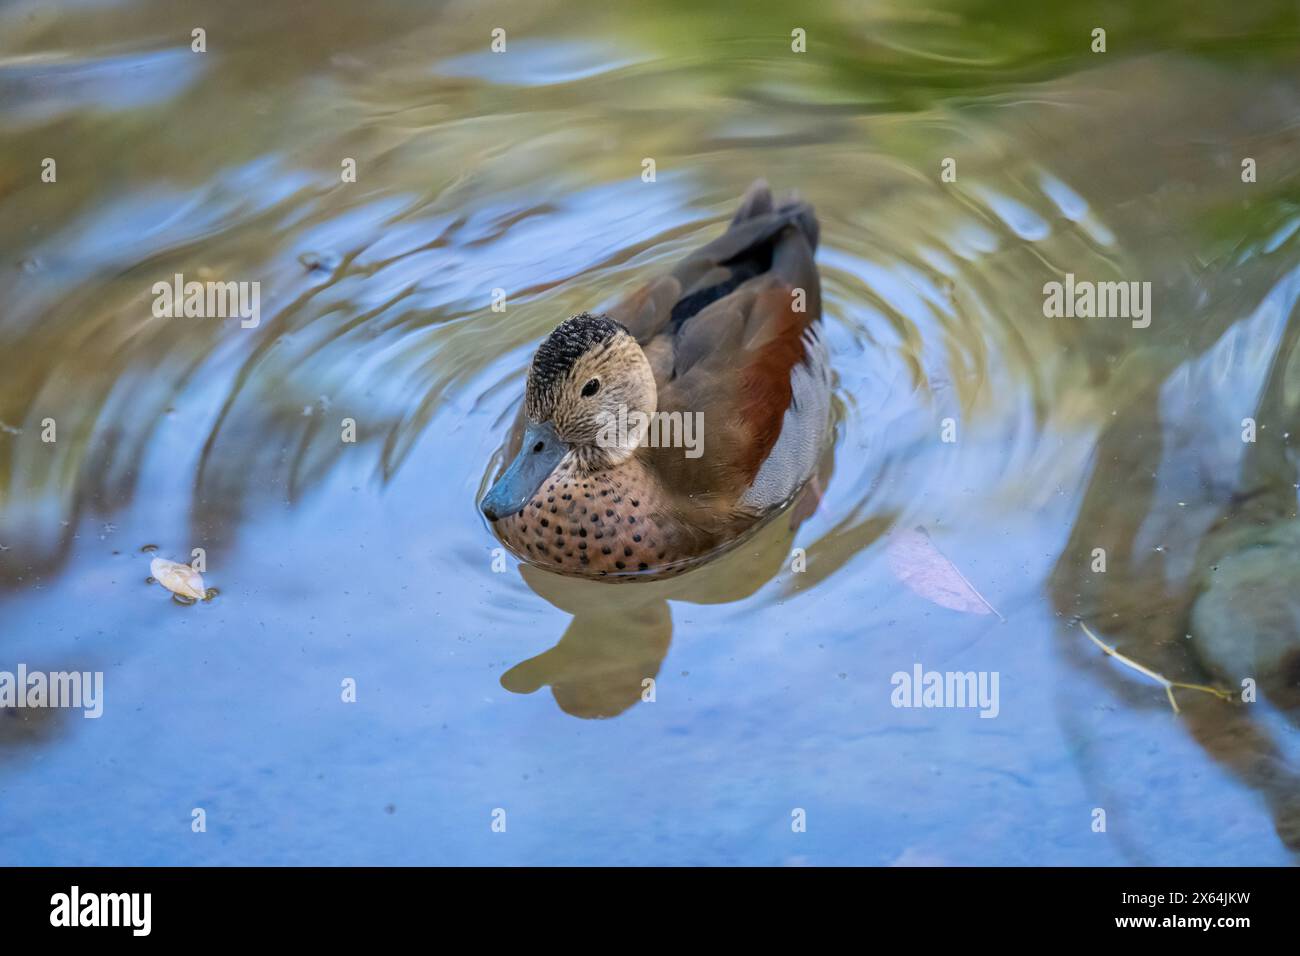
885, 526, 1002, 619
149, 557, 206, 601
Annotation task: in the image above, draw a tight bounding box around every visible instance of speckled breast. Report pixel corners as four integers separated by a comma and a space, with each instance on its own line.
491, 463, 691, 579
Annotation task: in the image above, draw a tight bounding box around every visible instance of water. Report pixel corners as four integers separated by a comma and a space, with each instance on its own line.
1, 0, 1299, 864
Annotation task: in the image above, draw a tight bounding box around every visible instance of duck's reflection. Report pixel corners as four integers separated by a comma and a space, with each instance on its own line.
500, 476, 826, 718
501, 577, 671, 719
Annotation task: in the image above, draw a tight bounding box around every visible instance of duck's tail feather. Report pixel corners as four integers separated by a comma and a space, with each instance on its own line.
728, 180, 818, 250
777, 193, 819, 253
731, 178, 774, 224
667, 183, 820, 330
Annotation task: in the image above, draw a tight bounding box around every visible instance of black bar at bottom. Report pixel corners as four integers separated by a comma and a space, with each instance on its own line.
0, 866, 1283, 941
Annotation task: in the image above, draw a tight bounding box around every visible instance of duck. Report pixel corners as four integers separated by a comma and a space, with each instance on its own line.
480, 179, 830, 579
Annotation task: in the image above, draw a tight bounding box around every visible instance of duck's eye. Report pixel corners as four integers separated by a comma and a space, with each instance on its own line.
581, 378, 600, 398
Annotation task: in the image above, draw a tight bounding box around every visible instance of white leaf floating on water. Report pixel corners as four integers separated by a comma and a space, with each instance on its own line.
150, 557, 206, 601
885, 526, 1002, 619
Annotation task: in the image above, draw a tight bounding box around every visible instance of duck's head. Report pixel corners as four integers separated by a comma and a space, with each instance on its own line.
480, 313, 657, 522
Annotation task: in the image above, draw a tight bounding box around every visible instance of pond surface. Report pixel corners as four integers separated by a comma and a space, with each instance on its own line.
2, 0, 1299, 864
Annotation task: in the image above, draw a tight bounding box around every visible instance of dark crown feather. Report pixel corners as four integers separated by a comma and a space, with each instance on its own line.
527, 313, 624, 410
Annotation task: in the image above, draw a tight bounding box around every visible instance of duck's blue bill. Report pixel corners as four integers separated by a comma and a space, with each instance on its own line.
480, 420, 567, 521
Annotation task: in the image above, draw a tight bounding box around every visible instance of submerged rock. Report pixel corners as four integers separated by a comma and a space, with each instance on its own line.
1191, 517, 1300, 709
